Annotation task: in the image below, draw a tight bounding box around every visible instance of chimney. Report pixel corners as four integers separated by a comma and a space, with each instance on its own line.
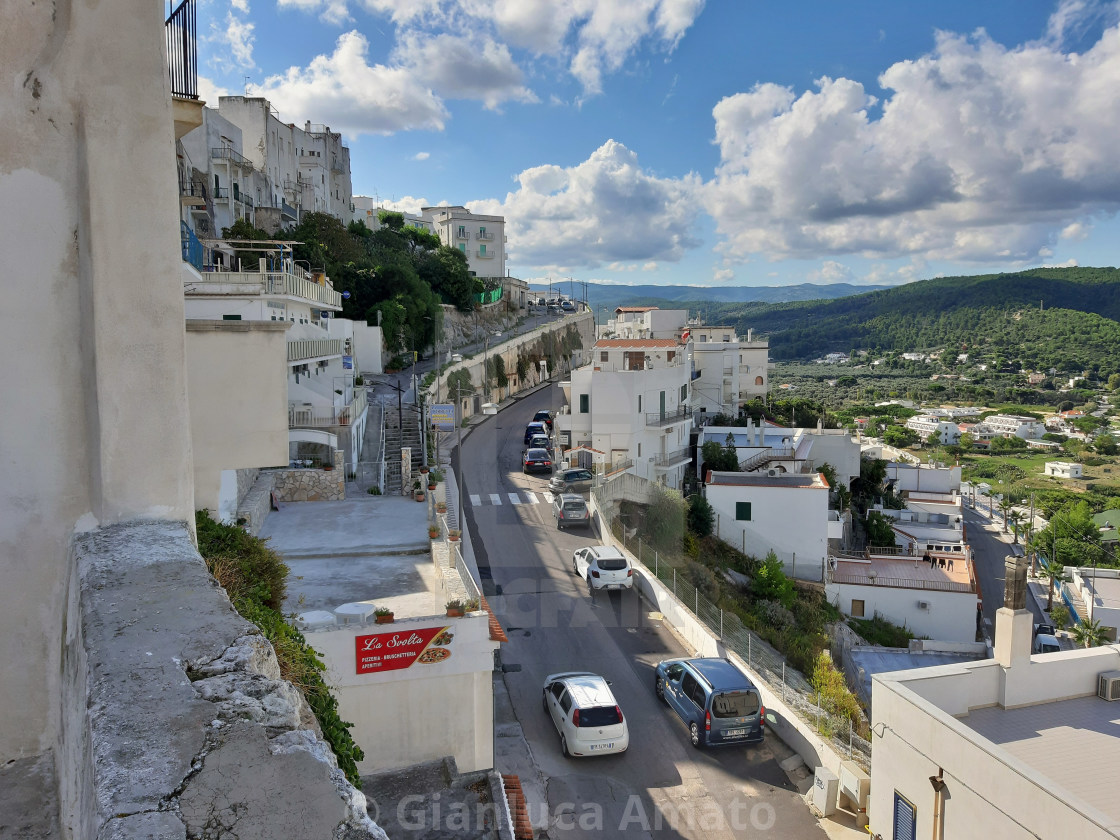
994, 553, 1033, 669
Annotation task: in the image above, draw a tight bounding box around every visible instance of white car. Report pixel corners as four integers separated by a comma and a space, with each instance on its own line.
572, 545, 634, 596
542, 672, 629, 757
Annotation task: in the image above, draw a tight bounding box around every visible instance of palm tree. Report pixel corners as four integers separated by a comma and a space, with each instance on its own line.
1037, 557, 1069, 612
1007, 511, 1024, 544
1072, 617, 1109, 648
997, 494, 1013, 534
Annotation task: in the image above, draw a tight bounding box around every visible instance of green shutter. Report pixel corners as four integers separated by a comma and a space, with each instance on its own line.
735, 502, 751, 521
579, 394, 590, 413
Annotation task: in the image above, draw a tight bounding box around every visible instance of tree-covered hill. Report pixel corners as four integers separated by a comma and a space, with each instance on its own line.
697, 267, 1120, 367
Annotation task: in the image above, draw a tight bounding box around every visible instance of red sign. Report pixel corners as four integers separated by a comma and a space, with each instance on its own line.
355, 626, 450, 674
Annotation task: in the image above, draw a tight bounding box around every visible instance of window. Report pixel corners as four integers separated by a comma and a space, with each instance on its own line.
624, 351, 645, 370
222, 314, 242, 320
851, 599, 865, 618
735, 502, 751, 521
459, 244, 466, 252
755, 375, 764, 386
680, 673, 700, 707
637, 443, 642, 457
638, 395, 642, 413
681, 384, 688, 401
892, 793, 916, 840
480, 244, 487, 255
559, 691, 573, 713
600, 351, 609, 362
579, 394, 589, 414
479, 226, 486, 236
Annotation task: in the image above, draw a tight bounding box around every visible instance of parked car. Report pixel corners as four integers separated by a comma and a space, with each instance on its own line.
524, 422, 549, 445
549, 467, 594, 495
654, 657, 765, 748
1033, 633, 1061, 654
561, 300, 576, 312
528, 434, 551, 450
523, 448, 553, 474
572, 545, 633, 594
542, 672, 629, 757
1033, 622, 1056, 638
532, 409, 554, 430
553, 493, 591, 530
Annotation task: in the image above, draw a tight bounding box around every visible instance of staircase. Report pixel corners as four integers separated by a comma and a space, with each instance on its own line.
384, 404, 424, 494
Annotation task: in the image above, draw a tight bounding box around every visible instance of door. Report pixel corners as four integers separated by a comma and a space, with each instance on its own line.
659, 391, 666, 421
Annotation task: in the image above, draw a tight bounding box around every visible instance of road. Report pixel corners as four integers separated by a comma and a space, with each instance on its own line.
964, 503, 1046, 640
458, 390, 826, 839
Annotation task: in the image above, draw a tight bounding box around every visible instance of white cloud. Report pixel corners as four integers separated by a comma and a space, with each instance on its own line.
807, 260, 854, 284
207, 11, 256, 71
198, 76, 231, 104
393, 31, 537, 108
1042, 257, 1079, 267
379, 196, 431, 214
1060, 221, 1091, 240
472, 140, 702, 272
230, 0, 250, 11
251, 31, 448, 136
703, 22, 1120, 265
278, 0, 351, 25
413, 152, 431, 161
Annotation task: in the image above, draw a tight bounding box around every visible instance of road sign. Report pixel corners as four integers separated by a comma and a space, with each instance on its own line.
430, 403, 456, 431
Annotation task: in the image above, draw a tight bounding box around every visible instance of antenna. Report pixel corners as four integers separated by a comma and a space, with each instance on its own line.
243, 75, 251, 94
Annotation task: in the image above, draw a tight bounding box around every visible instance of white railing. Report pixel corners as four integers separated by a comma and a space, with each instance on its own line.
190, 265, 342, 308
288, 388, 366, 428
287, 338, 342, 361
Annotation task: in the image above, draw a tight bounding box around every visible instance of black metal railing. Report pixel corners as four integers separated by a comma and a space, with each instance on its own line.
644, 406, 693, 427
165, 0, 198, 99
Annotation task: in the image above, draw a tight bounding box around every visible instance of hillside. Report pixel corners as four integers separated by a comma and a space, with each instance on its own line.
525, 281, 891, 312
699, 266, 1120, 366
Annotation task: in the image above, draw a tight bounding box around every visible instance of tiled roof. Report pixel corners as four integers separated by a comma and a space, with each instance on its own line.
481, 595, 508, 643
594, 339, 680, 348
615, 306, 658, 312
501, 775, 533, 839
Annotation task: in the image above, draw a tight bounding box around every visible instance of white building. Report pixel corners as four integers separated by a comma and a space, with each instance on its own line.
555, 338, 693, 489
905, 415, 962, 444
601, 306, 688, 340
980, 414, 1046, 439
1066, 568, 1120, 641
1045, 461, 1084, 478
688, 324, 769, 415
299, 121, 354, 222
705, 471, 830, 580
697, 423, 862, 491
826, 547, 979, 642
870, 596, 1120, 839
886, 462, 961, 494
422, 205, 506, 280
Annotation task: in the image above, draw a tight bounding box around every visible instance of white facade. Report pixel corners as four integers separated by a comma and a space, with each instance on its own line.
1045, 460, 1083, 478
980, 414, 1046, 438
1067, 567, 1120, 640
697, 424, 861, 491
886, 462, 961, 494
905, 415, 962, 444
300, 121, 353, 222
827, 578, 978, 643
555, 339, 693, 489
688, 325, 769, 414
705, 472, 829, 580
871, 628, 1120, 840
422, 205, 506, 279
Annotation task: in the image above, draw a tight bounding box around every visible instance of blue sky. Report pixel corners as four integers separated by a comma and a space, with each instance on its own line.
199, 0, 1120, 288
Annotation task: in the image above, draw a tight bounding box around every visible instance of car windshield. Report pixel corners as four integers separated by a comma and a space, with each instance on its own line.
597, 556, 627, 571
526, 449, 549, 459
711, 690, 760, 718
577, 706, 621, 727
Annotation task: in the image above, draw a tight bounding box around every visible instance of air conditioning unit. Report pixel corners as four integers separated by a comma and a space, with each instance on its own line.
1097, 670, 1120, 701
917, 600, 930, 610
767, 468, 780, 477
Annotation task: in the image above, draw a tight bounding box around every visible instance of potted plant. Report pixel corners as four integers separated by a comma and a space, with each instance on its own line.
435, 501, 447, 514
445, 599, 465, 618
465, 598, 480, 612
430, 468, 444, 484
428, 525, 440, 539
413, 479, 425, 502
448, 528, 461, 542
374, 606, 394, 624
419, 466, 430, 476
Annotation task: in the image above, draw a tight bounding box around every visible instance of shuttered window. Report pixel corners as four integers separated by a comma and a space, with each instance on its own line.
893, 792, 916, 840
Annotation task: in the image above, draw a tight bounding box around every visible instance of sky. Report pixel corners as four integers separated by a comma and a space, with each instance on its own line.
197, 0, 1120, 289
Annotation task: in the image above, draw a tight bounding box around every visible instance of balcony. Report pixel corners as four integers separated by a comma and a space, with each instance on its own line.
179, 180, 207, 207
476, 249, 494, 259
281, 200, 298, 222
288, 338, 343, 362
212, 186, 229, 202
282, 178, 302, 193
187, 263, 343, 310
652, 448, 691, 469
645, 406, 693, 427
456, 229, 470, 240
211, 146, 255, 173
165, 0, 198, 100
477, 231, 494, 241
180, 222, 203, 271
288, 388, 366, 428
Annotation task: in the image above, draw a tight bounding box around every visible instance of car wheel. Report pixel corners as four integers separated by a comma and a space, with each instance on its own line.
543, 692, 549, 714
572, 558, 579, 575
561, 735, 570, 758
689, 722, 702, 748
655, 675, 665, 702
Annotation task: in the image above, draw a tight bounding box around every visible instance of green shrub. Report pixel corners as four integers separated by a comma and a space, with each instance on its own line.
194, 511, 365, 786
687, 494, 714, 538
686, 561, 720, 602
752, 551, 795, 609
849, 613, 915, 647
810, 652, 864, 731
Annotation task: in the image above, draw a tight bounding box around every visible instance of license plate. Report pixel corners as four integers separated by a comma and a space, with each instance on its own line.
725, 729, 747, 737
589, 743, 614, 750
608, 584, 623, 590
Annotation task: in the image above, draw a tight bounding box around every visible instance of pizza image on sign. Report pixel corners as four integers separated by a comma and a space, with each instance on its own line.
417, 647, 451, 664
355, 626, 450, 674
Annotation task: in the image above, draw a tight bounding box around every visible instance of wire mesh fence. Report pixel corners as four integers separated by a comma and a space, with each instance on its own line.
609, 511, 872, 769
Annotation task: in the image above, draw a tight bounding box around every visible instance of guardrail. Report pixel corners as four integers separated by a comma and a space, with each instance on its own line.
165, 0, 198, 99
826, 572, 974, 593
644, 406, 693, 427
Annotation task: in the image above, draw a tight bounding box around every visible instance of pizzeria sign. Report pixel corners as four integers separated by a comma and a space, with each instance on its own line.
355, 626, 453, 674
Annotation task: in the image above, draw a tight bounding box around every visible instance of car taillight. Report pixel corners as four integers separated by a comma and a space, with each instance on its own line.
615, 705, 623, 723
626, 569, 633, 577
760, 705, 766, 727
558, 511, 563, 518
544, 461, 551, 466
591, 570, 600, 578
705, 710, 711, 731
572, 709, 580, 726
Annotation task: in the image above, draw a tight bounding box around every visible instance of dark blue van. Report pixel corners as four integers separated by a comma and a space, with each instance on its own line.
654, 657, 765, 748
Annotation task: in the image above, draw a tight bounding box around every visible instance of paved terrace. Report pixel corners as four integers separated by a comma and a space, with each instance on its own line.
831, 552, 975, 592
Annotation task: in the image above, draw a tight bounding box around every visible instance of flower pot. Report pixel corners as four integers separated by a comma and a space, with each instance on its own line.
428, 483, 436, 491
446, 608, 464, 618
448, 535, 460, 543
415, 492, 426, 502
375, 614, 394, 624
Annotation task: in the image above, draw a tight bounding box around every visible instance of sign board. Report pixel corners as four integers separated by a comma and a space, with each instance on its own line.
342, 355, 353, 370
355, 626, 453, 674
430, 404, 456, 431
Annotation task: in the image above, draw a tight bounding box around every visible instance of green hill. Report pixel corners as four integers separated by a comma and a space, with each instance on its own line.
699, 267, 1120, 369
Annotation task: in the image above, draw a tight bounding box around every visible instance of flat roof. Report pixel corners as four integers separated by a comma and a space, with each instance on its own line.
614, 306, 658, 312
1085, 574, 1120, 611
707, 472, 824, 488
964, 695, 1120, 823
832, 554, 973, 591
594, 339, 680, 348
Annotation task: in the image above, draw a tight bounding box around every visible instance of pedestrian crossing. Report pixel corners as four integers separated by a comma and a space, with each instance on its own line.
470, 489, 555, 507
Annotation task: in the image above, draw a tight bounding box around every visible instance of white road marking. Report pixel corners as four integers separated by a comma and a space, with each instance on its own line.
523, 491, 539, 505
542, 491, 555, 504
508, 493, 522, 505
470, 494, 482, 506
490, 494, 502, 505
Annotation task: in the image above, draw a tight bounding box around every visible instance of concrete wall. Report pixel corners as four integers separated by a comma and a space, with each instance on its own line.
352, 322, 384, 375
826, 581, 979, 642
886, 463, 961, 493
706, 480, 828, 580
0, 0, 196, 764
186, 320, 291, 520
309, 613, 495, 774
801, 429, 862, 489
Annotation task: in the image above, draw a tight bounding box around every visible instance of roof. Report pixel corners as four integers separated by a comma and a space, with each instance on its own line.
546, 672, 616, 706
480, 595, 508, 643
706, 472, 825, 488
614, 306, 658, 313
688, 658, 755, 690
594, 339, 681, 348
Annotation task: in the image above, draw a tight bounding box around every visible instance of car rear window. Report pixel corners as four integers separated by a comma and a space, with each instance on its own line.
711, 690, 760, 718
562, 501, 586, 512
577, 706, 622, 727
597, 556, 627, 571
527, 449, 549, 459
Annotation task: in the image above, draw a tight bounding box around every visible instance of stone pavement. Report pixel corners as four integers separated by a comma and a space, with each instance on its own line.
260, 494, 430, 558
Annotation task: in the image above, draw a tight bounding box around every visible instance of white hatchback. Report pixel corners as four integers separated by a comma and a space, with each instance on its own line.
542, 672, 629, 757
572, 545, 634, 596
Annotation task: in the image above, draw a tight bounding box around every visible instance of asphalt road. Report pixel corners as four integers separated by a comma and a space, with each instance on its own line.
963, 503, 1046, 640
459, 389, 826, 839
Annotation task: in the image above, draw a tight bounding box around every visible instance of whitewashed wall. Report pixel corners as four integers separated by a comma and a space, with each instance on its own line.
826, 581, 978, 643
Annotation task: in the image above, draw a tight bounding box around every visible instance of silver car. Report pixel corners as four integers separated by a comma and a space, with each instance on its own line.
553, 493, 590, 530
549, 467, 594, 495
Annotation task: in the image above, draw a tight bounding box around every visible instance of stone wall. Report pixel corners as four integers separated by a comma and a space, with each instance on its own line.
273, 452, 346, 502
63, 520, 388, 839
236, 467, 261, 507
